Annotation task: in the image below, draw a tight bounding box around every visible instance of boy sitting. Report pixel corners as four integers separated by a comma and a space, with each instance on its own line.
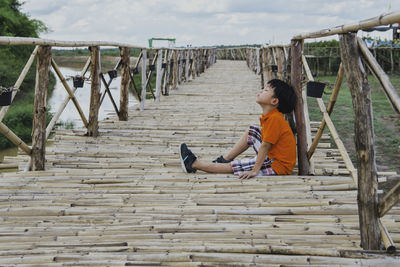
179, 79, 297, 179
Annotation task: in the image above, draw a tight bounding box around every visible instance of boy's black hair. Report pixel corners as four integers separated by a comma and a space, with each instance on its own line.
267, 79, 297, 114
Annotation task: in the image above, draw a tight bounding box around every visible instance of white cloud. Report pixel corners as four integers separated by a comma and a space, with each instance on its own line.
21, 0, 400, 46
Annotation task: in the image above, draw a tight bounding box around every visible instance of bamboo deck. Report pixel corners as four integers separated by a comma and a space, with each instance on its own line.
1, 60, 399, 266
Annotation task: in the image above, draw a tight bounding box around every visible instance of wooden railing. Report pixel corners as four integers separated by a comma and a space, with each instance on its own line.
0, 36, 216, 171
216, 47, 248, 60
242, 12, 400, 253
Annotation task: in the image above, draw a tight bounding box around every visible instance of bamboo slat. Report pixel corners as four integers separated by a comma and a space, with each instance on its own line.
1, 60, 399, 265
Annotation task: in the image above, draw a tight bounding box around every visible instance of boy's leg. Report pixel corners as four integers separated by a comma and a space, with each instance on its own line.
223, 128, 251, 160
180, 143, 233, 174
192, 160, 233, 174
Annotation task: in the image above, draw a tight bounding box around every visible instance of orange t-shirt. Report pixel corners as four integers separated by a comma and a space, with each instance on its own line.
260, 109, 296, 174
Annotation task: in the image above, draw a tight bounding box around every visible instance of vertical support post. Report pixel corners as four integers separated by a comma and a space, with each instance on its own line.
260, 48, 266, 88
155, 49, 163, 102
31, 45, 51, 171
185, 49, 190, 81
290, 39, 310, 175
191, 50, 197, 80
162, 50, 170, 95
172, 50, 178, 89
140, 49, 147, 111
255, 48, 260, 75
339, 33, 381, 250
87, 46, 101, 137
119, 47, 130, 121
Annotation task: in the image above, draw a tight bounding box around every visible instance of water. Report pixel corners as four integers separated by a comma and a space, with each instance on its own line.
49, 66, 138, 128
0, 66, 139, 165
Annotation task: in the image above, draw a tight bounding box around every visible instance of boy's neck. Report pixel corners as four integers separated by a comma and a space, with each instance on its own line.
261, 105, 277, 116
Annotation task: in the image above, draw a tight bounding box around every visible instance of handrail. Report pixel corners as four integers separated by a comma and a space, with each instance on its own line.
241, 11, 400, 252
0, 38, 217, 170
293, 11, 400, 40
0, 36, 216, 50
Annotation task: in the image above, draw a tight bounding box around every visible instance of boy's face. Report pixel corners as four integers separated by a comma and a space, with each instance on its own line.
256, 84, 278, 106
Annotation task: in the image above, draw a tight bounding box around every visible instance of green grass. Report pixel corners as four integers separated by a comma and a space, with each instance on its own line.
307, 74, 400, 175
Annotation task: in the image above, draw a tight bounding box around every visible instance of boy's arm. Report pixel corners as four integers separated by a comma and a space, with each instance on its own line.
239, 141, 272, 179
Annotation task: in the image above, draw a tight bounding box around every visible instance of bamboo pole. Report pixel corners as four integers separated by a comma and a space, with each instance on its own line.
378, 180, 400, 217
293, 11, 400, 40
155, 49, 163, 102
339, 33, 381, 250
0, 122, 31, 155
291, 39, 310, 175
87, 46, 101, 137
100, 73, 119, 116
300, 56, 315, 175
301, 57, 354, 180
0, 46, 38, 122
31, 45, 51, 171
119, 47, 130, 121
357, 37, 400, 114
21, 57, 92, 171
316, 98, 358, 184
0, 36, 217, 50
140, 49, 147, 111
50, 58, 88, 128
379, 219, 396, 253
144, 52, 157, 99
308, 64, 344, 159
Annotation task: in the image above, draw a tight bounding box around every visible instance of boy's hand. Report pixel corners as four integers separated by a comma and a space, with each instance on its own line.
238, 171, 258, 179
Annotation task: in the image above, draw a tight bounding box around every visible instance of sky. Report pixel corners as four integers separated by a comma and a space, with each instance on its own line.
21, 0, 400, 47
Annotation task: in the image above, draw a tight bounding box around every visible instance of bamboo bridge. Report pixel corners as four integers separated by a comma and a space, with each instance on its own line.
1, 12, 400, 266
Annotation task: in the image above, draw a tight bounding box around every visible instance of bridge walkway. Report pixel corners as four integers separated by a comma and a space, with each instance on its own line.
0, 60, 399, 265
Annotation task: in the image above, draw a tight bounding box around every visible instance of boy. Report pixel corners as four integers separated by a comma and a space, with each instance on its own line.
179, 79, 297, 179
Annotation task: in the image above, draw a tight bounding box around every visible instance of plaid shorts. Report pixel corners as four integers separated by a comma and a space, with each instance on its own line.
231, 125, 276, 176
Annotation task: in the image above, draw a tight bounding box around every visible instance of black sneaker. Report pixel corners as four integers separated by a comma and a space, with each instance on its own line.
179, 143, 197, 173
212, 155, 233, 163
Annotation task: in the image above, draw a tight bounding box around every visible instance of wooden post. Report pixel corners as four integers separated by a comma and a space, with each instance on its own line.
172, 50, 178, 89
185, 50, 190, 81
140, 49, 147, 111
31, 45, 51, 171
260, 48, 266, 88
119, 47, 130, 121
155, 49, 163, 102
191, 50, 197, 80
87, 46, 101, 137
162, 50, 171, 95
290, 39, 310, 175
339, 33, 381, 250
